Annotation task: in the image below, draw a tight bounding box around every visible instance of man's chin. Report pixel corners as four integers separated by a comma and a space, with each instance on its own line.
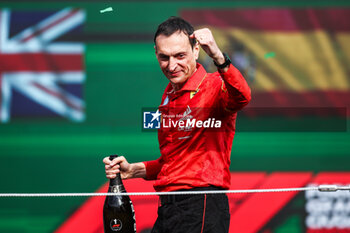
168, 75, 187, 84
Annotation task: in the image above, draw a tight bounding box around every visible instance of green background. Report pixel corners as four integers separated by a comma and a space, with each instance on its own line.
0, 1, 349, 232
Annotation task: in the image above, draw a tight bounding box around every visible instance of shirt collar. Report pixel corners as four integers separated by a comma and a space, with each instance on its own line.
166, 63, 207, 95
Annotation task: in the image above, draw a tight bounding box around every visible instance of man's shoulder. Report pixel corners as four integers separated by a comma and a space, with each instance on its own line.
204, 70, 224, 85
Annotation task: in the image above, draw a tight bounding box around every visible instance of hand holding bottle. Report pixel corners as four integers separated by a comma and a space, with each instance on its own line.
103, 156, 147, 180
103, 155, 137, 233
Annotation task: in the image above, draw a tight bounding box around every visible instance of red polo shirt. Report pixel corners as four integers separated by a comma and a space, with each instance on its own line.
144, 63, 251, 192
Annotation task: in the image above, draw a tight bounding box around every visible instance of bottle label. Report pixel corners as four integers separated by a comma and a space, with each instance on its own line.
110, 219, 122, 231
130, 201, 137, 232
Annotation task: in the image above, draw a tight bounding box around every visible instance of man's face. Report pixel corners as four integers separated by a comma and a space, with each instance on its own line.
155, 31, 199, 89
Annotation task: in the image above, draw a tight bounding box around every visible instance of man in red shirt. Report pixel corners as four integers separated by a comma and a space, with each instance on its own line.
104, 17, 251, 233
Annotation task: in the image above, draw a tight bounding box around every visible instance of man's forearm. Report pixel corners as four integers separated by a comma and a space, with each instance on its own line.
128, 162, 146, 179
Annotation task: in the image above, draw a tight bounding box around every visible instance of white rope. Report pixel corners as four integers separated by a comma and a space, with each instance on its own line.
0, 185, 349, 198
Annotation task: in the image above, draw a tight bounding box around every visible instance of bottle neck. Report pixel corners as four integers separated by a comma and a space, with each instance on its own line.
109, 173, 124, 189
110, 184, 125, 193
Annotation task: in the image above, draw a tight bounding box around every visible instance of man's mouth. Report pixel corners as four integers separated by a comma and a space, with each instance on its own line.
169, 71, 181, 77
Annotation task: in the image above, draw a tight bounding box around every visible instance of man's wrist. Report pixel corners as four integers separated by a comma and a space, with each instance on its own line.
212, 52, 225, 65
213, 53, 231, 70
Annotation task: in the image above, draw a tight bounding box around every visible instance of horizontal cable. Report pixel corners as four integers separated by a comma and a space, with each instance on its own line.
0, 185, 349, 198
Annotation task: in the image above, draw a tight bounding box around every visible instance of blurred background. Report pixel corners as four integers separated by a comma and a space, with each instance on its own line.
0, 0, 349, 232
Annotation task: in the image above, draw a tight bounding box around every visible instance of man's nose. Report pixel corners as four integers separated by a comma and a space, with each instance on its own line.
168, 57, 177, 71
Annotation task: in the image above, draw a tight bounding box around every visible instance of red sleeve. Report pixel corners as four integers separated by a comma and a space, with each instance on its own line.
143, 158, 163, 180
219, 64, 251, 112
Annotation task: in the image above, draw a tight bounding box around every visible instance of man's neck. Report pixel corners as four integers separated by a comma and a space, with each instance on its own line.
171, 82, 184, 92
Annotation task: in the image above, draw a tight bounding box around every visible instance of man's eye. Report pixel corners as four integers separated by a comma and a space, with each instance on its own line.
177, 54, 185, 59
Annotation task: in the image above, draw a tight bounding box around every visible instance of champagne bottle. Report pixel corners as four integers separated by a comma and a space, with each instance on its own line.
103, 155, 136, 233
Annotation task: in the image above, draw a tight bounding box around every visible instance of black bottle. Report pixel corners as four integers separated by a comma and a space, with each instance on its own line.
103, 155, 136, 233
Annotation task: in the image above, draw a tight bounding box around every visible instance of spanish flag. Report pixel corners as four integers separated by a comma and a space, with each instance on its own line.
182, 9, 350, 110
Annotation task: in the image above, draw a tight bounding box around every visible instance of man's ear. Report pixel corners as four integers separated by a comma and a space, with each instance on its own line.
154, 45, 157, 55
193, 43, 200, 60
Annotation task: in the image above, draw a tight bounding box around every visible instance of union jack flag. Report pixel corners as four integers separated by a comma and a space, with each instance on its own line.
0, 8, 86, 123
